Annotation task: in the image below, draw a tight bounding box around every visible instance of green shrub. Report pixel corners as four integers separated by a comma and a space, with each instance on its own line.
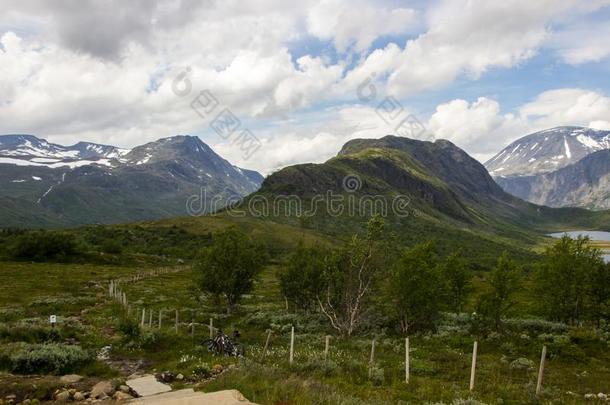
191, 362, 211, 378
368, 364, 384, 386
295, 358, 339, 377
0, 324, 61, 344
10, 231, 80, 262
100, 239, 123, 254
505, 318, 568, 335
139, 329, 174, 351
117, 317, 140, 340
0, 343, 91, 374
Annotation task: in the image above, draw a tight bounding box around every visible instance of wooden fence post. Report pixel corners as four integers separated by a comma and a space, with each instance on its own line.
536, 345, 547, 396
175, 310, 179, 333
368, 338, 376, 377
191, 311, 195, 338
141, 308, 145, 327
289, 326, 295, 365
148, 310, 153, 327
405, 337, 410, 384
158, 309, 163, 329
324, 335, 330, 361
209, 318, 213, 338
470, 341, 478, 391
261, 330, 272, 362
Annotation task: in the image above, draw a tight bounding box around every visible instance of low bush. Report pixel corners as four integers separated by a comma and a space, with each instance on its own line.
10, 231, 80, 262
0, 343, 92, 374
117, 317, 140, 340
0, 324, 61, 344
294, 358, 339, 377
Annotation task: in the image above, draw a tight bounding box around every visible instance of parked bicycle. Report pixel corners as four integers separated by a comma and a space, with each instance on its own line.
202, 329, 245, 357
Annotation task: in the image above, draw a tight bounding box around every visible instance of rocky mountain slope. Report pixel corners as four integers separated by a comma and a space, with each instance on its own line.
0, 134, 263, 227
485, 126, 610, 210
254, 135, 610, 239
496, 149, 610, 210
485, 126, 610, 177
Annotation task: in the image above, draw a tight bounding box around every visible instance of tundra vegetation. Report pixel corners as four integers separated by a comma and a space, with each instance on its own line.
0, 217, 609, 404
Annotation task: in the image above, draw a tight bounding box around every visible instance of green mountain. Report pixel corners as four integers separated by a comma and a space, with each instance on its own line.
247, 136, 610, 247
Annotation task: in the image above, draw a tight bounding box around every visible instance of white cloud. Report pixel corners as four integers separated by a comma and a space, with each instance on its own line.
383, 0, 582, 96
213, 104, 412, 174
427, 88, 610, 162
306, 0, 419, 53
1, 0, 610, 176
519, 88, 610, 128
555, 23, 610, 65
428, 97, 525, 158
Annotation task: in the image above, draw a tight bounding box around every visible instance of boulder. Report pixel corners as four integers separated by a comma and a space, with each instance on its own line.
90, 380, 115, 399
55, 390, 71, 402
113, 391, 134, 401
126, 375, 171, 397
73, 391, 86, 401
60, 374, 83, 384
509, 357, 534, 371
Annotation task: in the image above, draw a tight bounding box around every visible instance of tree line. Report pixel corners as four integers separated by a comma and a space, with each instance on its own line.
194, 217, 610, 336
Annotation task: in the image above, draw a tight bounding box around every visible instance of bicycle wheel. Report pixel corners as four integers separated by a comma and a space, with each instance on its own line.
235, 343, 246, 357
201, 338, 219, 354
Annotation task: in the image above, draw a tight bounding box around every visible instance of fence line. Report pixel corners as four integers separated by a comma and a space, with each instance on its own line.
106, 279, 559, 393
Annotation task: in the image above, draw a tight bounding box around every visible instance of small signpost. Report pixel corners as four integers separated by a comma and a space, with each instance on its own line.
49, 314, 57, 328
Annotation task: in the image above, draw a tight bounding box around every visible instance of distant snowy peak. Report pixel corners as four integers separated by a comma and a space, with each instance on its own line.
0, 134, 130, 166
0, 134, 264, 193
485, 126, 610, 177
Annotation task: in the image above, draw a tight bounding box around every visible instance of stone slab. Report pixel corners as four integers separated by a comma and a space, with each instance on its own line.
129, 389, 256, 404
126, 375, 172, 397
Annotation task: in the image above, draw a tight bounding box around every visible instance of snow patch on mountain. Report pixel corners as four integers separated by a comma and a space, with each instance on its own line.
485, 126, 610, 177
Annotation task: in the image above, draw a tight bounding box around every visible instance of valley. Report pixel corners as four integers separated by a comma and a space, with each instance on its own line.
1, 133, 610, 404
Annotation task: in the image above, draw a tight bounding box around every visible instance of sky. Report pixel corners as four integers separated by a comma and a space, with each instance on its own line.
1, 0, 610, 175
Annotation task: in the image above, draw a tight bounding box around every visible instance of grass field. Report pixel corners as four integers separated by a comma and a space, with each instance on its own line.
1, 257, 609, 404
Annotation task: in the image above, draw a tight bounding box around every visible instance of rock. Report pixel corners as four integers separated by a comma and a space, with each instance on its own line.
158, 371, 176, 383
68, 388, 77, 395
97, 345, 112, 361
5, 394, 16, 400
176, 373, 184, 381
509, 357, 535, 371
598, 393, 608, 400
119, 385, 131, 393
90, 380, 115, 399
126, 375, 171, 397
212, 364, 224, 374
60, 374, 83, 384
585, 393, 596, 400
113, 391, 134, 401
73, 392, 86, 401
55, 390, 71, 402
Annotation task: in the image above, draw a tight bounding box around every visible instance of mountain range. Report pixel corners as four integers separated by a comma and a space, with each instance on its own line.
253, 135, 609, 241
485, 126, 610, 210
0, 134, 263, 227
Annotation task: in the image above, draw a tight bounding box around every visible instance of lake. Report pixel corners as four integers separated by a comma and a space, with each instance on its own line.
548, 231, 610, 262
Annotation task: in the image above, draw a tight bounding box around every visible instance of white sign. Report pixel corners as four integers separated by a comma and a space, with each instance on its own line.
50, 315, 57, 324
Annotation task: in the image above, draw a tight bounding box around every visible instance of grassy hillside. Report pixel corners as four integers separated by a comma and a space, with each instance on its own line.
1, 255, 609, 403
